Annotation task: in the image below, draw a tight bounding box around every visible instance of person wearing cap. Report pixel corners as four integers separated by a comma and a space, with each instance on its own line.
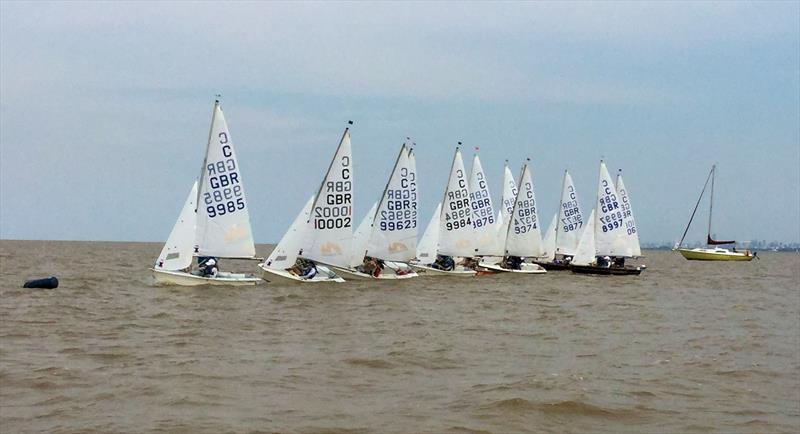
202, 258, 219, 277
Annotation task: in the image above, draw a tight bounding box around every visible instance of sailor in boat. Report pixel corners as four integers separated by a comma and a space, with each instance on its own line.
431, 254, 456, 271
200, 258, 219, 277
612, 257, 625, 267
289, 258, 317, 280
356, 256, 379, 277
461, 257, 479, 270
500, 255, 523, 270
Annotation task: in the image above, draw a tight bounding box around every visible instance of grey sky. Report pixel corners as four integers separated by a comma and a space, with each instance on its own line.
1, 1, 798, 244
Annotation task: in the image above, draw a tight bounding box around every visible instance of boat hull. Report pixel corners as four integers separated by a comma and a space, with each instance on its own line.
258, 264, 345, 283
151, 268, 262, 286
329, 264, 418, 280
532, 260, 571, 271
409, 263, 477, 277
676, 248, 755, 261
478, 262, 547, 274
570, 265, 643, 275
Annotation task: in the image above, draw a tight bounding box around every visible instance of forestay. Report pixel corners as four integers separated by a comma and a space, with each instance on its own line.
505, 162, 543, 257
155, 181, 198, 271
615, 171, 641, 257
195, 101, 256, 258
468, 154, 497, 256
365, 145, 418, 262
555, 170, 585, 256
572, 209, 596, 265
264, 195, 314, 270
416, 203, 441, 264
594, 161, 627, 257
305, 127, 354, 267
438, 148, 473, 257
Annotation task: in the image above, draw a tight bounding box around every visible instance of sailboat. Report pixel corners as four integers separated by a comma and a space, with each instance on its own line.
536, 170, 586, 270
258, 123, 353, 282
571, 161, 645, 275
479, 159, 547, 274
675, 165, 755, 261
329, 144, 419, 279
151, 100, 262, 286
258, 195, 345, 283
410, 146, 477, 276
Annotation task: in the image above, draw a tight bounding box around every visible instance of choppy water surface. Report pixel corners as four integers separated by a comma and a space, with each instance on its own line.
1, 240, 798, 433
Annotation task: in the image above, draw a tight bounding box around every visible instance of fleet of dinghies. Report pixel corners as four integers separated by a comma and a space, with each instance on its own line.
151, 100, 647, 286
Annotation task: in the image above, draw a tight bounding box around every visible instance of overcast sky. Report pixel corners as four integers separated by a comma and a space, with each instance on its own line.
1, 1, 798, 245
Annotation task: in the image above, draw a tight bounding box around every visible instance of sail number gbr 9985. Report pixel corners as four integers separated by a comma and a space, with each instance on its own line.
313, 155, 352, 229
204, 133, 245, 219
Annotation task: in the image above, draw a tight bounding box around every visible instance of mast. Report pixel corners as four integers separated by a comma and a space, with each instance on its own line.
370, 142, 407, 226
196, 99, 219, 209
677, 166, 714, 248
708, 164, 716, 243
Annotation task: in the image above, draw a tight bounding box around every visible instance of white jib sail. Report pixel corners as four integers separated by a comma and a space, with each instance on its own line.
572, 209, 596, 265
615, 171, 642, 257
155, 181, 198, 271
505, 162, 543, 257
594, 161, 628, 256
489, 162, 518, 255
365, 145, 418, 262
416, 202, 441, 264
264, 195, 314, 270
350, 202, 378, 267
541, 213, 557, 261
195, 101, 256, 258
438, 147, 474, 257
305, 127, 354, 267
555, 170, 585, 256
468, 154, 497, 255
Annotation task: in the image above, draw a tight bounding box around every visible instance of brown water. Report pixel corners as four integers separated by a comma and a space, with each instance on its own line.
1, 240, 798, 433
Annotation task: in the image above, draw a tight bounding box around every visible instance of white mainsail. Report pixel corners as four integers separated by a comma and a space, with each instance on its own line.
304, 127, 354, 267
195, 101, 256, 258
555, 170, 585, 256
468, 153, 498, 255
504, 161, 543, 257
615, 171, 642, 257
155, 181, 198, 271
438, 147, 474, 256
594, 161, 627, 256
264, 195, 314, 271
541, 213, 558, 261
416, 203, 441, 264
351, 202, 378, 267
365, 145, 418, 262
572, 209, 596, 265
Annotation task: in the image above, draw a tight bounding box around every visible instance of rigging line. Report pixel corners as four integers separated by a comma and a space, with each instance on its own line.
678, 166, 714, 248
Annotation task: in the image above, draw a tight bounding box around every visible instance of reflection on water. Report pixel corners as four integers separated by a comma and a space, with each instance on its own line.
1, 240, 798, 433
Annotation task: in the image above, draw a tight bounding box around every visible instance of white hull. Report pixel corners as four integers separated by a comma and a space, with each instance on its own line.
151, 268, 262, 286
330, 263, 418, 280
258, 264, 345, 283
409, 262, 477, 277
478, 262, 547, 274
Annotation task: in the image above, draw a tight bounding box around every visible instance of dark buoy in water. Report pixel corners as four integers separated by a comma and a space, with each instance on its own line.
23, 276, 59, 289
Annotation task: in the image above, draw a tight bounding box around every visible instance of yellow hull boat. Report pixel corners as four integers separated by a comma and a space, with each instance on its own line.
676, 247, 755, 261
